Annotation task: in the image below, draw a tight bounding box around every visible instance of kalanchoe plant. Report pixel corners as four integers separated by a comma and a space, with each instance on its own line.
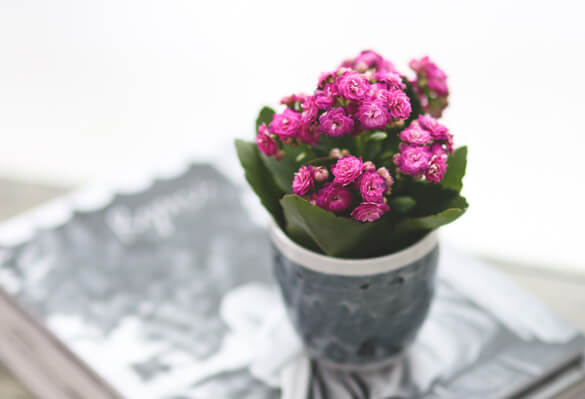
236, 50, 468, 259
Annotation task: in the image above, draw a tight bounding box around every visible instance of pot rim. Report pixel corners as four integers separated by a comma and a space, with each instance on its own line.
269, 221, 439, 276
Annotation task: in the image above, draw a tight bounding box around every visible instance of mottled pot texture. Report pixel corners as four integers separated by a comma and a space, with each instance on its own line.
270, 223, 439, 368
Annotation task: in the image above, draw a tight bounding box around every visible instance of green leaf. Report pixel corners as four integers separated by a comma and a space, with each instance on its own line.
235, 139, 285, 227
389, 196, 416, 214
281, 217, 322, 253
389, 180, 468, 238
280, 195, 390, 258
398, 179, 467, 217
390, 176, 468, 234
441, 146, 467, 192
255, 106, 276, 131
365, 140, 383, 162
389, 208, 466, 239
378, 150, 395, 161
260, 145, 306, 193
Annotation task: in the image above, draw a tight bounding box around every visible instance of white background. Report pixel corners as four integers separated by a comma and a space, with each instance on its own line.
0, 0, 584, 271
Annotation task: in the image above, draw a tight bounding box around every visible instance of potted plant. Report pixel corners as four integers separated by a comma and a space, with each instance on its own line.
235, 50, 468, 367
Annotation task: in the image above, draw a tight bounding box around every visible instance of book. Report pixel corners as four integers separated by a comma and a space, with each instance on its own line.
0, 163, 583, 399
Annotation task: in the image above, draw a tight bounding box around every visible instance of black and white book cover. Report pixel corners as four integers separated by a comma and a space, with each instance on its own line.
0, 163, 583, 399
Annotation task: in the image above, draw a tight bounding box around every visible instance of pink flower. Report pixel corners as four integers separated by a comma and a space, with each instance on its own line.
426, 66, 448, 97
351, 202, 390, 222
354, 50, 384, 72
300, 96, 318, 123
318, 71, 335, 88
269, 108, 301, 139
425, 155, 447, 183
331, 155, 364, 186
378, 59, 398, 73
417, 115, 454, 154
356, 99, 389, 129
386, 90, 412, 120
339, 59, 354, 69
375, 71, 405, 91
337, 72, 369, 101
368, 83, 391, 102
319, 108, 354, 137
280, 93, 307, 106
445, 132, 454, 155
296, 97, 320, 145
431, 143, 448, 160
418, 115, 448, 140
297, 123, 321, 145
316, 183, 353, 214
358, 170, 387, 203
410, 57, 447, 94
256, 123, 277, 156
314, 84, 337, 110
350, 50, 398, 74
313, 166, 329, 182
399, 121, 431, 145
394, 145, 432, 176
377, 167, 394, 194
409, 56, 449, 117
292, 165, 314, 196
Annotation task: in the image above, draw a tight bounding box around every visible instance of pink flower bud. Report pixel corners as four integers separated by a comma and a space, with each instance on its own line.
377, 167, 394, 194
313, 166, 329, 182
392, 153, 402, 166
329, 148, 342, 158
363, 161, 376, 171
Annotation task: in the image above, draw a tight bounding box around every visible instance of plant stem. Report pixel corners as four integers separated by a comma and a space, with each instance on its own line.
356, 132, 366, 158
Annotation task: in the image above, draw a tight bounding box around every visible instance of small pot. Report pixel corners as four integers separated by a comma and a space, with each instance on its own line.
270, 222, 439, 368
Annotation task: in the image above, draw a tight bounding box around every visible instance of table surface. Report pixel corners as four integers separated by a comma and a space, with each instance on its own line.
0, 178, 584, 398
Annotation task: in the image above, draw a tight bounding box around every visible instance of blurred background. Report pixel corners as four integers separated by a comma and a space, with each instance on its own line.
0, 0, 584, 271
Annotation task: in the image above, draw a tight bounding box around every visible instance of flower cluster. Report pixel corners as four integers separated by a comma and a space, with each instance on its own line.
409, 56, 449, 118
238, 50, 468, 257
292, 153, 394, 222
257, 50, 414, 158
393, 115, 453, 183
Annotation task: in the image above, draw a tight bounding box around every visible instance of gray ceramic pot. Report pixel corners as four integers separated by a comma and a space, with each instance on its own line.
270, 223, 439, 368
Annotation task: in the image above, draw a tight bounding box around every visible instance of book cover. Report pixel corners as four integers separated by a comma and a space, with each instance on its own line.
0, 163, 583, 398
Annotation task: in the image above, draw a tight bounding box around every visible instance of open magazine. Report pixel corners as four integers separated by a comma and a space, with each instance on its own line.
0, 163, 583, 399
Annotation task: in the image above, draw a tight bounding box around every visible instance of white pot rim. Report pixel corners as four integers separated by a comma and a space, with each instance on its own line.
269, 221, 439, 276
